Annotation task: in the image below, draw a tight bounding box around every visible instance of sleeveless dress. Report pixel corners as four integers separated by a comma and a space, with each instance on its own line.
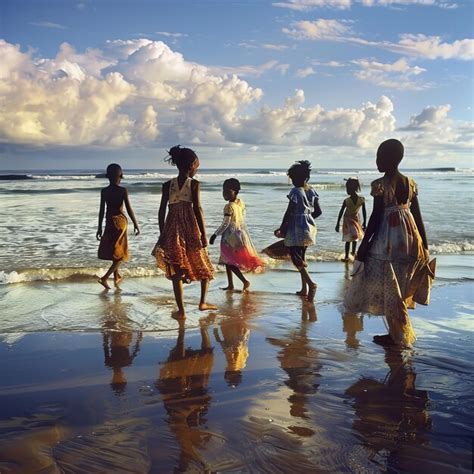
214, 198, 264, 272
155, 177, 214, 282
342, 196, 365, 242
344, 176, 426, 347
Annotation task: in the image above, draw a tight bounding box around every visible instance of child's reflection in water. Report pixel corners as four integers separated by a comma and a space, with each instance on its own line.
213, 291, 260, 387
342, 312, 364, 350
346, 346, 431, 469
155, 318, 215, 472
267, 303, 319, 433
101, 291, 143, 395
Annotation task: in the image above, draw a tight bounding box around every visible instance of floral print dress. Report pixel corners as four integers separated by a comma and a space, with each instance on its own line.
344, 176, 426, 347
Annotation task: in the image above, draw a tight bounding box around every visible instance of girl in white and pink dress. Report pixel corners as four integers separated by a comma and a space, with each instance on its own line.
210, 179, 264, 292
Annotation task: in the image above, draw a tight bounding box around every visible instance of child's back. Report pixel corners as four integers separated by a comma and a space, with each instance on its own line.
102, 184, 126, 216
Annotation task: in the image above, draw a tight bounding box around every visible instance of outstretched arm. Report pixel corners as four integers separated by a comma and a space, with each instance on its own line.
124, 189, 140, 235
96, 190, 105, 240
158, 182, 170, 240
410, 195, 428, 250
335, 202, 346, 232
356, 196, 383, 262
191, 181, 208, 247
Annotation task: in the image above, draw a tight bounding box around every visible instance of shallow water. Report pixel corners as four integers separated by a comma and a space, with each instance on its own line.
1, 168, 473, 284
0, 265, 472, 472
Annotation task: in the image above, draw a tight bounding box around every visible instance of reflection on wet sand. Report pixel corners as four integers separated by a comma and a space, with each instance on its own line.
214, 291, 259, 387
100, 290, 143, 394
342, 312, 364, 349
155, 318, 215, 472
267, 303, 319, 435
346, 346, 431, 471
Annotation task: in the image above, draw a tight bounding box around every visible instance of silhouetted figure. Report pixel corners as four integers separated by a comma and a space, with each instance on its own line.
344, 139, 429, 347
96, 163, 140, 289
335, 177, 367, 261
342, 312, 364, 350
153, 146, 216, 319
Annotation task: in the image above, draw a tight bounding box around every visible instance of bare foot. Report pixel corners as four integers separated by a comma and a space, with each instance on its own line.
296, 289, 307, 297
306, 284, 317, 302
98, 277, 111, 290
243, 280, 250, 292
114, 275, 123, 286
199, 303, 218, 311
171, 310, 186, 320
373, 334, 394, 346
221, 285, 234, 291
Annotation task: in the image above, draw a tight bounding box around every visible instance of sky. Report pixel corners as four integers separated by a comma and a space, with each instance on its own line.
0, 0, 473, 170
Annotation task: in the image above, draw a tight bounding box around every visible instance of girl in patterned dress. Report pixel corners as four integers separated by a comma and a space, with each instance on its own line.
344, 139, 429, 347
154, 146, 216, 319
210, 178, 264, 292
335, 178, 367, 262
274, 160, 322, 302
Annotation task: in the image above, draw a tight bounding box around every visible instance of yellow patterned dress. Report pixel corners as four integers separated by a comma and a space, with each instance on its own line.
344, 176, 426, 347
155, 177, 214, 282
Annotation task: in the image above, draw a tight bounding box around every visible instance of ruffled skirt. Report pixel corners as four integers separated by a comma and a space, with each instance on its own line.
155, 202, 214, 282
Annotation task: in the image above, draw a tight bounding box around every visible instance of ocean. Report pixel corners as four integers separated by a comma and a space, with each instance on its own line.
1, 167, 472, 284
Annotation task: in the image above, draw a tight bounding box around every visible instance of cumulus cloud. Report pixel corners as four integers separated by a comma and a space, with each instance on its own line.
352, 57, 428, 90
400, 104, 451, 130
155, 31, 187, 38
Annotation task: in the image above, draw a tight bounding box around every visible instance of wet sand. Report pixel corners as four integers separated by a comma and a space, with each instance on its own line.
0, 260, 473, 472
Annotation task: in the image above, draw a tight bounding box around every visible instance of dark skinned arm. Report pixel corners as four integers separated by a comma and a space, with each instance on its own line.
191, 180, 208, 247
356, 196, 384, 262
96, 189, 105, 240
312, 197, 322, 219
362, 201, 367, 229
158, 181, 170, 243
410, 195, 428, 250
124, 189, 140, 235
335, 201, 346, 232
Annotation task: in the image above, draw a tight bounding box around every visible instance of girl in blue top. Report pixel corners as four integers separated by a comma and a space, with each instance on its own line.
274, 160, 321, 301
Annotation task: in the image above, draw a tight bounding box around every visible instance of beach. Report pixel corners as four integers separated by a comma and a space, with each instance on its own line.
0, 257, 472, 472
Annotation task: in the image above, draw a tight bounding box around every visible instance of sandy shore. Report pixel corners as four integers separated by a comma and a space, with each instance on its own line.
0, 258, 472, 472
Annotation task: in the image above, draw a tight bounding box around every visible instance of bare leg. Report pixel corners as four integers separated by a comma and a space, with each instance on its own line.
199, 280, 217, 311
221, 265, 235, 290
98, 259, 121, 289
299, 267, 317, 302
296, 272, 308, 296
229, 265, 250, 292
343, 242, 350, 261
172, 277, 186, 319
351, 241, 357, 256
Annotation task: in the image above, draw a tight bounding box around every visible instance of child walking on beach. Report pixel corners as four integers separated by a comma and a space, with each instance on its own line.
209, 178, 264, 292
335, 178, 367, 261
154, 146, 216, 319
274, 160, 321, 302
344, 139, 430, 347
97, 163, 140, 289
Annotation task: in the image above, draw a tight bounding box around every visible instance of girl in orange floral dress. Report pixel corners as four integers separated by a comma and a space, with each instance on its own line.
154, 146, 216, 319
344, 139, 429, 347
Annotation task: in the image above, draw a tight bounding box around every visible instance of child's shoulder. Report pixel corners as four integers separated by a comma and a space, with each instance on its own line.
370, 177, 385, 197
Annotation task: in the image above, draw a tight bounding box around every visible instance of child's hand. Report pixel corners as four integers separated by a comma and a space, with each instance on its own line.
335, 224, 339, 232
96, 229, 102, 241
362, 224, 367, 231
274, 228, 284, 238
201, 235, 208, 248
134, 225, 140, 236
209, 234, 217, 245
